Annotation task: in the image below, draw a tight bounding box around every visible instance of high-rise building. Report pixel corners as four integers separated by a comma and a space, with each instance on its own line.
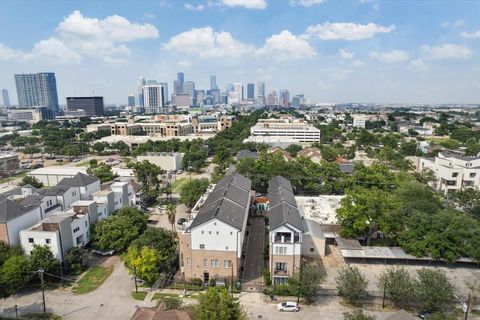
257, 82, 265, 97
177, 72, 184, 84
210, 75, 217, 90
15, 73, 59, 113
159, 82, 169, 103
247, 83, 254, 100
292, 94, 304, 108
267, 90, 278, 106
279, 90, 290, 108
128, 95, 135, 107
2, 89, 10, 108
143, 84, 165, 114
183, 81, 195, 106
136, 76, 146, 107
173, 80, 182, 95
66, 96, 104, 116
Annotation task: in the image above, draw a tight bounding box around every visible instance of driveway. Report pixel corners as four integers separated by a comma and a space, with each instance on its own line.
242, 216, 265, 291
0, 256, 156, 320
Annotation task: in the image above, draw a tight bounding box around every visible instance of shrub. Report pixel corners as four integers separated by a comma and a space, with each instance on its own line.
262, 268, 271, 286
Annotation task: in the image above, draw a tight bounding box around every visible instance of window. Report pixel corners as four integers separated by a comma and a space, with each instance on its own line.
275, 246, 287, 255
230, 232, 233, 235
208, 231, 211, 235
203, 259, 208, 267
224, 260, 232, 268
452, 172, 459, 177
85, 221, 88, 227
211, 259, 219, 267
275, 262, 287, 271
28, 238, 34, 243
470, 173, 476, 178
73, 227, 80, 233
214, 222, 216, 226
216, 231, 219, 235
201, 231, 204, 234
309, 248, 315, 252
46, 239, 51, 244
199, 244, 205, 249
186, 258, 191, 266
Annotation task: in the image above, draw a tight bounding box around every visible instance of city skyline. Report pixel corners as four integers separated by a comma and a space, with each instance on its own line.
0, 0, 480, 105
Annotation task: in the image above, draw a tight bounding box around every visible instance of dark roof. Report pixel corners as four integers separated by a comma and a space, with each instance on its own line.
43, 185, 71, 196
336, 237, 362, 250
267, 176, 303, 231
339, 163, 354, 174
439, 151, 480, 161
189, 173, 251, 230
0, 195, 39, 222
19, 194, 44, 207
268, 176, 293, 193
269, 202, 303, 231
236, 149, 259, 160
58, 172, 99, 188
0, 185, 38, 198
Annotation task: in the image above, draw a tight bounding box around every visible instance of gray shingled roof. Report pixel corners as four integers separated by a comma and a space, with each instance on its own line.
268, 176, 293, 193
267, 176, 303, 232
236, 149, 259, 160
43, 185, 71, 196
189, 173, 251, 230
0, 195, 39, 223
269, 202, 303, 231
58, 172, 99, 188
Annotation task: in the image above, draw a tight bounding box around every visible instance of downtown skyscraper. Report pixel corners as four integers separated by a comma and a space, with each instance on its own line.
15, 73, 59, 113
2, 89, 10, 108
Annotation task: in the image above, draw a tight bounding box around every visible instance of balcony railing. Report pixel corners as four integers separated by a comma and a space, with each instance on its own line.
274, 269, 288, 275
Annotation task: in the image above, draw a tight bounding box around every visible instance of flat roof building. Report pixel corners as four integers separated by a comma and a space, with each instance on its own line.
66, 96, 104, 116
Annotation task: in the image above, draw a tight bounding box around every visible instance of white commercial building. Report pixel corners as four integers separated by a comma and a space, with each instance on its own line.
143, 84, 166, 114
136, 152, 184, 171
415, 151, 480, 194
250, 118, 320, 143
352, 114, 369, 128
28, 167, 87, 186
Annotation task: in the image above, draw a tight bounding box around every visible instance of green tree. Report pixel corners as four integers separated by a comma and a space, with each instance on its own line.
87, 164, 118, 183
30, 245, 60, 276
129, 160, 164, 191
20, 176, 43, 189
64, 247, 87, 275
288, 265, 326, 303
196, 287, 247, 320
378, 266, 416, 308
0, 242, 23, 267
321, 145, 338, 162
336, 265, 369, 305
285, 144, 302, 157
92, 207, 147, 252
180, 178, 210, 207
0, 255, 30, 297
450, 188, 480, 218
213, 146, 233, 166
343, 310, 376, 320
416, 268, 456, 312
130, 228, 177, 271
123, 246, 162, 284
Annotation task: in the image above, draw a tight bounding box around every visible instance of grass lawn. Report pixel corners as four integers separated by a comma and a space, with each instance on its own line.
73, 266, 113, 295
171, 177, 188, 193
0, 171, 27, 184
131, 291, 148, 300
0, 313, 63, 320
152, 293, 180, 300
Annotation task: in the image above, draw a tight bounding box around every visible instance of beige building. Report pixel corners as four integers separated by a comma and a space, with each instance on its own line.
178, 173, 252, 284
267, 176, 303, 285
0, 154, 19, 173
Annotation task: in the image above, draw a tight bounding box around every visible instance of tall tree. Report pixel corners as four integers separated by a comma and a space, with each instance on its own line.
123, 246, 162, 284
378, 266, 416, 309
166, 201, 177, 231
196, 287, 247, 320
416, 268, 456, 312
180, 178, 210, 207
288, 265, 326, 303
336, 265, 369, 305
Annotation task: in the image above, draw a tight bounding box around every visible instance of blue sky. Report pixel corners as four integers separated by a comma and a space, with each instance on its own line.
0, 0, 479, 104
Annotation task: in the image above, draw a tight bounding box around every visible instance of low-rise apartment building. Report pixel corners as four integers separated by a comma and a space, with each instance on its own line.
0, 195, 42, 245
415, 151, 480, 194
268, 176, 304, 285
136, 152, 184, 171
178, 173, 252, 284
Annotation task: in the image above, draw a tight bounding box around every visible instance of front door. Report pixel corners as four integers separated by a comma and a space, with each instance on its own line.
203, 272, 209, 284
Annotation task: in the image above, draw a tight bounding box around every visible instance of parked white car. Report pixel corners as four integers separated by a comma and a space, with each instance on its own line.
277, 302, 300, 312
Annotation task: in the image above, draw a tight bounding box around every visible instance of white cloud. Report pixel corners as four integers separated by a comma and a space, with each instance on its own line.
184, 3, 205, 10
351, 59, 366, 67
221, 0, 267, 9
460, 30, 480, 39
306, 22, 395, 40
178, 60, 191, 68
442, 19, 465, 28
421, 44, 472, 60
339, 49, 354, 59
257, 30, 316, 61
0, 10, 159, 65
410, 58, 427, 70
289, 0, 326, 7
0, 44, 31, 61
163, 27, 255, 58
369, 50, 410, 63
326, 67, 352, 80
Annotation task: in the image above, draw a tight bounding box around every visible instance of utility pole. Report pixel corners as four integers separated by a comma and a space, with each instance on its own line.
39, 269, 46, 320
382, 280, 387, 309
464, 293, 471, 320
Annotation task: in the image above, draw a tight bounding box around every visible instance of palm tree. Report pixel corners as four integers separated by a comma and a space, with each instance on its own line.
166, 202, 177, 232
